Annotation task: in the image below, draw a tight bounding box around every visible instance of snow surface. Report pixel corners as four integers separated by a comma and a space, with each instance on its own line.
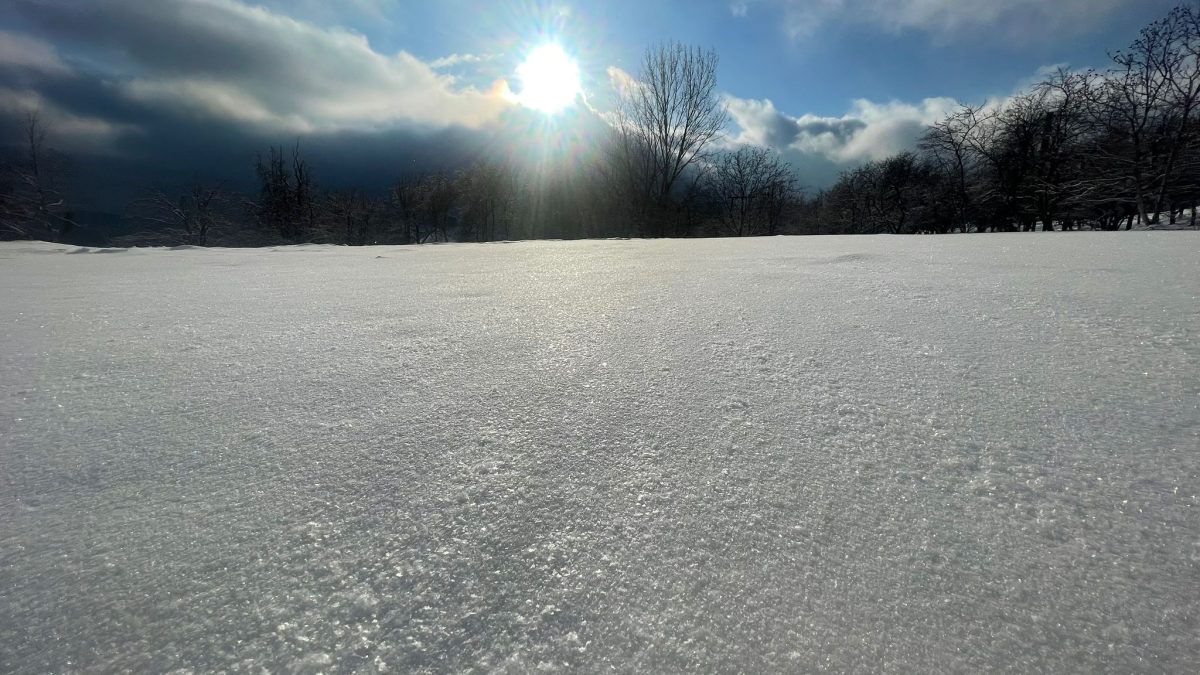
1, 234, 1198, 673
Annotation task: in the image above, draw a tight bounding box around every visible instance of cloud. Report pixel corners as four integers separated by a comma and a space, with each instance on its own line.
606, 66, 640, 97
429, 53, 493, 69
0, 0, 636, 217
723, 94, 959, 185
253, 0, 400, 28
0, 87, 135, 152
734, 0, 1133, 40
724, 97, 865, 152
8, 0, 514, 133
0, 30, 70, 75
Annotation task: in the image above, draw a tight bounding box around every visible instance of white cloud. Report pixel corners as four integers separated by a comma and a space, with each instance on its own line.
429, 53, 493, 69
255, 0, 399, 27
606, 66, 640, 97
725, 94, 957, 166
734, 0, 1133, 40
11, 0, 515, 133
721, 57, 1085, 187
838, 98, 960, 161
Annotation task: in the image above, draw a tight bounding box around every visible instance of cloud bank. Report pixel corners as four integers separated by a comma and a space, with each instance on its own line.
0, 0, 538, 209
723, 94, 960, 186
7, 0, 513, 134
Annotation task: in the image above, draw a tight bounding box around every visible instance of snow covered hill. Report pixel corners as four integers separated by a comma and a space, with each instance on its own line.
1, 234, 1197, 672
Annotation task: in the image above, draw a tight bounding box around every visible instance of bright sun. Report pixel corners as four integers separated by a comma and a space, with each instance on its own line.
516, 44, 582, 114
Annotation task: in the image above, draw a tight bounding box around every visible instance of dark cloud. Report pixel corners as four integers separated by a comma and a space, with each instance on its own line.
7, 0, 513, 133
0, 0, 591, 213
794, 118, 866, 143
0, 56, 604, 213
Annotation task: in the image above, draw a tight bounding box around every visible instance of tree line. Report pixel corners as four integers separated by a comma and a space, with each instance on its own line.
2, 3, 1197, 246
801, 3, 1200, 234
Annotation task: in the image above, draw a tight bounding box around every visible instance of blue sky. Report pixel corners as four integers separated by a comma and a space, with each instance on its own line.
0, 0, 1184, 203
252, 0, 1179, 114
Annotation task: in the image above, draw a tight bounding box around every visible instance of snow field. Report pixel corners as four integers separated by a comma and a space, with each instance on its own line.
1, 233, 1198, 672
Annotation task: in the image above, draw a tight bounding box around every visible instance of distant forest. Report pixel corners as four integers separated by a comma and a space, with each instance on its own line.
3, 3, 1199, 246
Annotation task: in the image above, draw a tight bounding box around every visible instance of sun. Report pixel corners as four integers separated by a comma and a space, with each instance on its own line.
516, 44, 582, 114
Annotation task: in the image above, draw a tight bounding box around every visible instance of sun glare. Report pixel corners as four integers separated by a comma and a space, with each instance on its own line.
516, 43, 582, 114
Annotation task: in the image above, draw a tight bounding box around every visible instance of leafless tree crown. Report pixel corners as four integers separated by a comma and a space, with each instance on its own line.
609, 41, 729, 235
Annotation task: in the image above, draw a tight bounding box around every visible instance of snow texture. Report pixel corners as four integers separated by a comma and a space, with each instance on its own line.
1, 234, 1198, 673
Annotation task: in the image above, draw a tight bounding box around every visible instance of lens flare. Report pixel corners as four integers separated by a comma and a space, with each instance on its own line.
516, 44, 582, 114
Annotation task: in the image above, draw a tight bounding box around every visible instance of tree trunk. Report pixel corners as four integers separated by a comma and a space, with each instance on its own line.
1039, 210, 1055, 232
1134, 171, 1152, 227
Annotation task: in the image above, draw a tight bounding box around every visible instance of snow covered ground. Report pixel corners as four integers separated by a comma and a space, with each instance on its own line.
1, 233, 1197, 673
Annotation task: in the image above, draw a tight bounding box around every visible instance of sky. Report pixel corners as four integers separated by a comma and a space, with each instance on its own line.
0, 0, 1183, 210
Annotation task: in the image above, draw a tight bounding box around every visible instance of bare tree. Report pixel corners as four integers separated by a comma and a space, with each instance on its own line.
391, 172, 426, 244
920, 106, 983, 232
291, 142, 316, 237
595, 124, 657, 236
1152, 4, 1200, 221
322, 189, 376, 245
0, 111, 75, 241
705, 145, 796, 236
1089, 5, 1200, 225
876, 152, 925, 234
131, 183, 228, 246
420, 171, 457, 242
253, 142, 315, 242
614, 41, 728, 236
1027, 69, 1103, 231
458, 161, 515, 242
